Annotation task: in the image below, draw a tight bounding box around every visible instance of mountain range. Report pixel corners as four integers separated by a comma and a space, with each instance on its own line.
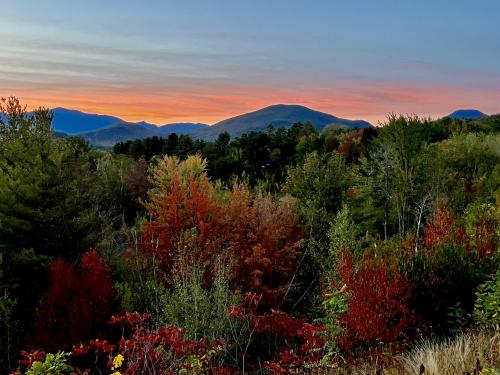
66, 104, 373, 146
79, 121, 209, 147
1, 105, 493, 147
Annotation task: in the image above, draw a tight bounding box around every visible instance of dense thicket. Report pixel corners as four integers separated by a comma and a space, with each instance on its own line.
1, 97, 499, 374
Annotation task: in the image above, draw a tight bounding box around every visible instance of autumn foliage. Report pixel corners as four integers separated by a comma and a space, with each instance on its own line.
3, 98, 500, 374
139, 155, 303, 308
223, 188, 303, 308
140, 173, 225, 284
72, 312, 233, 375
337, 251, 413, 350
31, 250, 117, 352
423, 207, 464, 250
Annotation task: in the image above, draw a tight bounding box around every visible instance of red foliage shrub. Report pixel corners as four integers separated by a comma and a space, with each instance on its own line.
252, 310, 305, 342
17, 350, 45, 367
31, 250, 116, 352
470, 212, 497, 258
424, 205, 496, 258
338, 251, 413, 350
226, 293, 325, 373
263, 322, 326, 374
412, 206, 497, 333
73, 313, 231, 375
424, 207, 462, 250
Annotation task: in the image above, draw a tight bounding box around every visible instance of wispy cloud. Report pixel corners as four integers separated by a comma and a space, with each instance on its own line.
1, 2, 499, 125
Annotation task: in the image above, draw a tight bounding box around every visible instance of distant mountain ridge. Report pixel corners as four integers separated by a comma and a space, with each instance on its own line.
79, 122, 158, 147
47, 109, 209, 147
134, 121, 208, 135
40, 105, 372, 146
155, 122, 209, 135
192, 104, 372, 140
78, 121, 211, 147
51, 108, 123, 134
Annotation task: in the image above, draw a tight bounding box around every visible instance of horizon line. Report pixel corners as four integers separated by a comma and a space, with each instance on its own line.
5, 99, 493, 128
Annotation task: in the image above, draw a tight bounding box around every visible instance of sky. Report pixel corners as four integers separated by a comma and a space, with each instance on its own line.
1, 0, 500, 125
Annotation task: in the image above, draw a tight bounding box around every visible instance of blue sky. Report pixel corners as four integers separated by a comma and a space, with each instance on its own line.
1, 0, 499, 124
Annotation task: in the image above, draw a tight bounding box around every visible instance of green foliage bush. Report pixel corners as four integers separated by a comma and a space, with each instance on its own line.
26, 352, 73, 375
474, 270, 500, 328
406, 243, 490, 333
160, 263, 241, 341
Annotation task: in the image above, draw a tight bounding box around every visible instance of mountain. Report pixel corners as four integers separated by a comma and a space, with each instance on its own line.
46, 109, 209, 146
78, 121, 209, 147
192, 104, 372, 140
3, 105, 371, 146
135, 121, 158, 131
447, 109, 486, 120
154, 123, 208, 135
51, 108, 124, 134
79, 122, 158, 147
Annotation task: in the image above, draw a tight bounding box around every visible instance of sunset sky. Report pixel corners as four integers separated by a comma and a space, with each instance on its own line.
1, 1, 500, 125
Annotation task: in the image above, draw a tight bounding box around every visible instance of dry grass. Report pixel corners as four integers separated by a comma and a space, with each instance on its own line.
315, 329, 499, 374
398, 329, 499, 375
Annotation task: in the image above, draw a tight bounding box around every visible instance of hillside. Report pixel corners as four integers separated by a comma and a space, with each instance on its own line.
36, 109, 208, 145
192, 104, 372, 140
80, 121, 209, 146
154, 122, 209, 135
133, 121, 209, 135
51, 108, 124, 134
79, 122, 158, 147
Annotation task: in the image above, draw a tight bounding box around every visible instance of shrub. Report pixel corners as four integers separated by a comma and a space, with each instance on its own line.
73, 312, 233, 375
160, 262, 241, 341
405, 206, 494, 333
464, 203, 499, 259
319, 284, 349, 355
338, 251, 413, 350
423, 207, 463, 250
25, 352, 73, 375
32, 250, 116, 351
474, 270, 500, 328
226, 294, 326, 373
407, 243, 489, 334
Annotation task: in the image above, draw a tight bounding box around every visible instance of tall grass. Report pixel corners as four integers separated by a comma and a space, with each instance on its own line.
399, 330, 499, 374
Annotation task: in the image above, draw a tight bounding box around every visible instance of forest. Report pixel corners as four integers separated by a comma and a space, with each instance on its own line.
0, 96, 499, 374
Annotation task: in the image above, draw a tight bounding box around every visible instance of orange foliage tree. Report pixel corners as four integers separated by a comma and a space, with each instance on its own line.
138, 155, 304, 309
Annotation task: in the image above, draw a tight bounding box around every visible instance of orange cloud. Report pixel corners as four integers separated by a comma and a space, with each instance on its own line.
3, 81, 500, 125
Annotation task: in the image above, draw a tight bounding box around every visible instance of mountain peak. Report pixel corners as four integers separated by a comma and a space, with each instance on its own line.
447, 109, 486, 120
192, 104, 372, 140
